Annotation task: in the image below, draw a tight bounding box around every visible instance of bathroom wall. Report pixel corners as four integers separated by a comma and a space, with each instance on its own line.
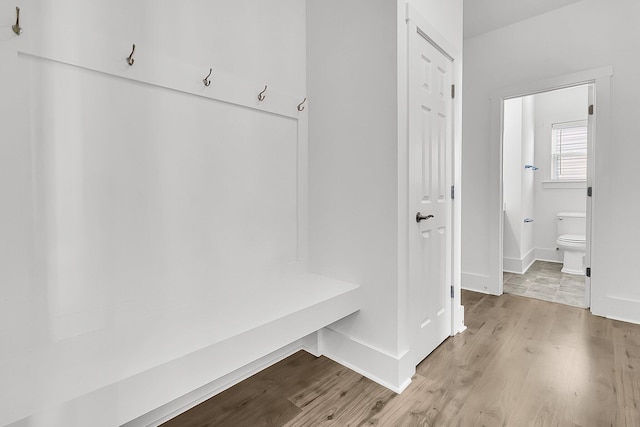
503, 98, 524, 266
0, 0, 307, 425
462, 0, 640, 323
533, 85, 588, 262
521, 97, 536, 265
502, 96, 535, 273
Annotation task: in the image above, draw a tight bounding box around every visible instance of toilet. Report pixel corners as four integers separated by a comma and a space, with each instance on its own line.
556, 212, 586, 275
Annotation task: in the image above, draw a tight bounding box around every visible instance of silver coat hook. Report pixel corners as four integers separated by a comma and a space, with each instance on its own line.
126, 44, 135, 66
258, 85, 267, 101
297, 98, 307, 112
203, 68, 212, 87
12, 7, 22, 35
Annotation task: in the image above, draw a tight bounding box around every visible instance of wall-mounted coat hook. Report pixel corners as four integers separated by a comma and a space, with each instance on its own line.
297, 98, 307, 112
258, 85, 267, 101
203, 68, 212, 87
126, 44, 136, 66
12, 7, 22, 35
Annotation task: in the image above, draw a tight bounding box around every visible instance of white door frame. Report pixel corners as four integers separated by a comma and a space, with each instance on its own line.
403, 5, 464, 338
489, 67, 613, 309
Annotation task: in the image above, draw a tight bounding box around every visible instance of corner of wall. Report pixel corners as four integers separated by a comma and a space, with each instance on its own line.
318, 328, 414, 393
461, 272, 493, 294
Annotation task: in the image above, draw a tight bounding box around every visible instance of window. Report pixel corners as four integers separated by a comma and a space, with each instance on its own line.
551, 120, 587, 181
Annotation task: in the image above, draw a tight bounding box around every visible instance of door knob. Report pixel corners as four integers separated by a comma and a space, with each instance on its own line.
416, 212, 434, 223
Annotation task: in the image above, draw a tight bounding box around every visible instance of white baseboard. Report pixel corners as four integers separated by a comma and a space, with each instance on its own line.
461, 272, 490, 293
502, 259, 519, 274
134, 325, 421, 426
535, 247, 563, 263
504, 249, 563, 275
454, 304, 466, 334
503, 248, 536, 274
592, 295, 640, 326
318, 328, 414, 394
135, 326, 418, 427
125, 336, 318, 427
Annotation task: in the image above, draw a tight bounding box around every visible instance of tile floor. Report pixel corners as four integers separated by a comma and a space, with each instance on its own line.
503, 260, 586, 308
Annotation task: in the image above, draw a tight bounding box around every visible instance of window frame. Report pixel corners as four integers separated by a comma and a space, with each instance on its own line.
550, 120, 588, 182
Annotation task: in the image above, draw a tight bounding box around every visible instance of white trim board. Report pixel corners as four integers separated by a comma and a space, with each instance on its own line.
319, 327, 414, 394
488, 66, 612, 297
2, 30, 304, 120
542, 181, 587, 189
490, 66, 613, 102
596, 295, 640, 325
461, 272, 493, 295
503, 248, 536, 275
406, 4, 460, 63
535, 248, 563, 263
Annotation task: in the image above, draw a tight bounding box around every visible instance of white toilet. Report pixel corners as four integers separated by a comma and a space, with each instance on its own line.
556, 212, 586, 275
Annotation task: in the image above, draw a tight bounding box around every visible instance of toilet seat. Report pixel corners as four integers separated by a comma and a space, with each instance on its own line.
557, 234, 586, 248
557, 234, 585, 243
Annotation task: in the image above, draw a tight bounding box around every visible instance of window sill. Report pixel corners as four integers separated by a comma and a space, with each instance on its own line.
542, 180, 587, 189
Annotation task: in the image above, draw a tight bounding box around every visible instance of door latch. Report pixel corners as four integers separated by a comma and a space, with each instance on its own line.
416, 212, 434, 223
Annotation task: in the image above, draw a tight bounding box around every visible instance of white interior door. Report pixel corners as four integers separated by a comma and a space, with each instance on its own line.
408, 24, 454, 365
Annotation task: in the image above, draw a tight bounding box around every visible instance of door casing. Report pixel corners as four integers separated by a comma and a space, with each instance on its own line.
404, 5, 464, 367
488, 67, 613, 310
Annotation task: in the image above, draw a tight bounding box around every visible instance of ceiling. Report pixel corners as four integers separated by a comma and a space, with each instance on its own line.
464, 0, 583, 39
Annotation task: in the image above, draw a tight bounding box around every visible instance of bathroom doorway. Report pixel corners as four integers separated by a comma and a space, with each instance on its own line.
501, 85, 591, 308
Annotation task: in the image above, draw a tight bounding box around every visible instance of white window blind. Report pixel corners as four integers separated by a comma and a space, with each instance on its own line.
551, 120, 588, 181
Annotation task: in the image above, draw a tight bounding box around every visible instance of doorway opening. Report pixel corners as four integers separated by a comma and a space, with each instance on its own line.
501, 84, 591, 308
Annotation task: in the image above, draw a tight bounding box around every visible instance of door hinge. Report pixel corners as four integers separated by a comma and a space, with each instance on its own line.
451, 185, 455, 200
451, 84, 455, 99
587, 186, 592, 197
588, 104, 594, 115
450, 285, 454, 298
586, 267, 591, 278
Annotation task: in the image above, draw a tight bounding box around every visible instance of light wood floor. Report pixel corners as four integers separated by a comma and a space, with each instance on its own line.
161, 291, 640, 426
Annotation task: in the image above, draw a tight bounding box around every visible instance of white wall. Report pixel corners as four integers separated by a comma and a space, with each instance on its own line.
503, 98, 524, 262
533, 86, 588, 262
17, 0, 307, 95
308, 0, 399, 358
0, 0, 308, 425
408, 0, 463, 48
307, 0, 463, 390
502, 96, 535, 273
521, 96, 535, 259
462, 0, 640, 322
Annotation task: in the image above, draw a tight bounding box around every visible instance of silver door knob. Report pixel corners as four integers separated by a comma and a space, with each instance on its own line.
416, 212, 434, 223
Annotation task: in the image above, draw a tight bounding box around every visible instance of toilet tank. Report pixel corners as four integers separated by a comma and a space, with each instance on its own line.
557, 212, 586, 235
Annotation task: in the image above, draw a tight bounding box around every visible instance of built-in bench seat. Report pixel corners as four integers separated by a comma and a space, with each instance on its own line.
4, 272, 360, 427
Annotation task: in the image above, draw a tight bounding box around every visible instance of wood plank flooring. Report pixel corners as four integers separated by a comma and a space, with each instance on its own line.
161, 291, 640, 426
